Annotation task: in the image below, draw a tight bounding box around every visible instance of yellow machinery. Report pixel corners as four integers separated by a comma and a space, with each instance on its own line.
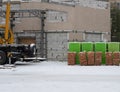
0, 1, 36, 65
0, 1, 14, 44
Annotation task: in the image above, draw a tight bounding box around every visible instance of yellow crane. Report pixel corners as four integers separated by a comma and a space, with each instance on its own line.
0, 1, 37, 65
0, 1, 14, 44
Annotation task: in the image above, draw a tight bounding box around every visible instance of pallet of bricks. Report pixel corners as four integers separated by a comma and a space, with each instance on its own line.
106, 52, 120, 66
78, 51, 102, 66
68, 42, 120, 66
68, 52, 76, 65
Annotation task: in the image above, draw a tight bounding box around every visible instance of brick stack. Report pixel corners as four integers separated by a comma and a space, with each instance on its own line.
68, 51, 120, 66
113, 52, 120, 66
95, 52, 102, 65
106, 52, 113, 65
79, 52, 87, 65
87, 52, 95, 65
68, 52, 76, 65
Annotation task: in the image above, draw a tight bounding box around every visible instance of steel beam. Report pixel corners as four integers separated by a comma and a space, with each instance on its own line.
0, 9, 47, 18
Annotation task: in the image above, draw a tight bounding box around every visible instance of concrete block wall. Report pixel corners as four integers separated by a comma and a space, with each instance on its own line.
14, 31, 68, 61
48, 0, 109, 9
14, 2, 110, 34
47, 32, 68, 61
47, 11, 67, 22
76, 0, 109, 9
13, 30, 111, 61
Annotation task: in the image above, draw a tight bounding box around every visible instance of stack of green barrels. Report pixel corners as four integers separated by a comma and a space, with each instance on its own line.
68, 42, 120, 65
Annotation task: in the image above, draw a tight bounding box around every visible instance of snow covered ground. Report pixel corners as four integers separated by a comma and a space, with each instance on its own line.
0, 61, 120, 92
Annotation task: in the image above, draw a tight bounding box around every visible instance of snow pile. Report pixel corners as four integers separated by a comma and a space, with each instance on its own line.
0, 61, 120, 92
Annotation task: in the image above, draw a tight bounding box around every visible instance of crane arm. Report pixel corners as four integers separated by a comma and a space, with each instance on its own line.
4, 2, 11, 43
0, 1, 14, 44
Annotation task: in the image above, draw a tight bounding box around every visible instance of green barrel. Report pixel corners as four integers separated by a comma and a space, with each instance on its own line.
95, 42, 106, 64
69, 42, 81, 64
108, 42, 119, 52
82, 42, 93, 52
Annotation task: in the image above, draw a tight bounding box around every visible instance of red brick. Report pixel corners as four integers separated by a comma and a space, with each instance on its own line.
106, 52, 113, 65
79, 52, 87, 66
68, 52, 76, 59
95, 52, 102, 65
87, 52, 95, 65
113, 59, 120, 66
113, 52, 120, 59
68, 59, 76, 65
68, 52, 76, 65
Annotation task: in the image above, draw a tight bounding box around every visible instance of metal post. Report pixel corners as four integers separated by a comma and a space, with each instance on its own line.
10, 12, 15, 30
40, 11, 46, 58
45, 32, 47, 59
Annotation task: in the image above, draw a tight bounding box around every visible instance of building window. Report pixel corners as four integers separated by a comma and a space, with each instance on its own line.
84, 32, 102, 42
47, 11, 67, 22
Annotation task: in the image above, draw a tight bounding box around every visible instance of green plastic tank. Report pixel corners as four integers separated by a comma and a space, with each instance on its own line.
108, 42, 119, 52
95, 42, 106, 64
82, 42, 93, 52
69, 42, 81, 64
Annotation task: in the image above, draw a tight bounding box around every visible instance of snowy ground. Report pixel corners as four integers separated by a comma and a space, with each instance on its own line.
0, 61, 120, 92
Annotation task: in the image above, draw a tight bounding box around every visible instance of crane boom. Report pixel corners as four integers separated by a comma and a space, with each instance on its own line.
0, 1, 14, 44
5, 2, 10, 43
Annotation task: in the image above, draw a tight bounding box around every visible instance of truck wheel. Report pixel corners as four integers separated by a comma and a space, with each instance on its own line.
0, 51, 6, 65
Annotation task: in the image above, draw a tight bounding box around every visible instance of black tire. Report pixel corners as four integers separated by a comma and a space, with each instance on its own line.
0, 51, 6, 65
